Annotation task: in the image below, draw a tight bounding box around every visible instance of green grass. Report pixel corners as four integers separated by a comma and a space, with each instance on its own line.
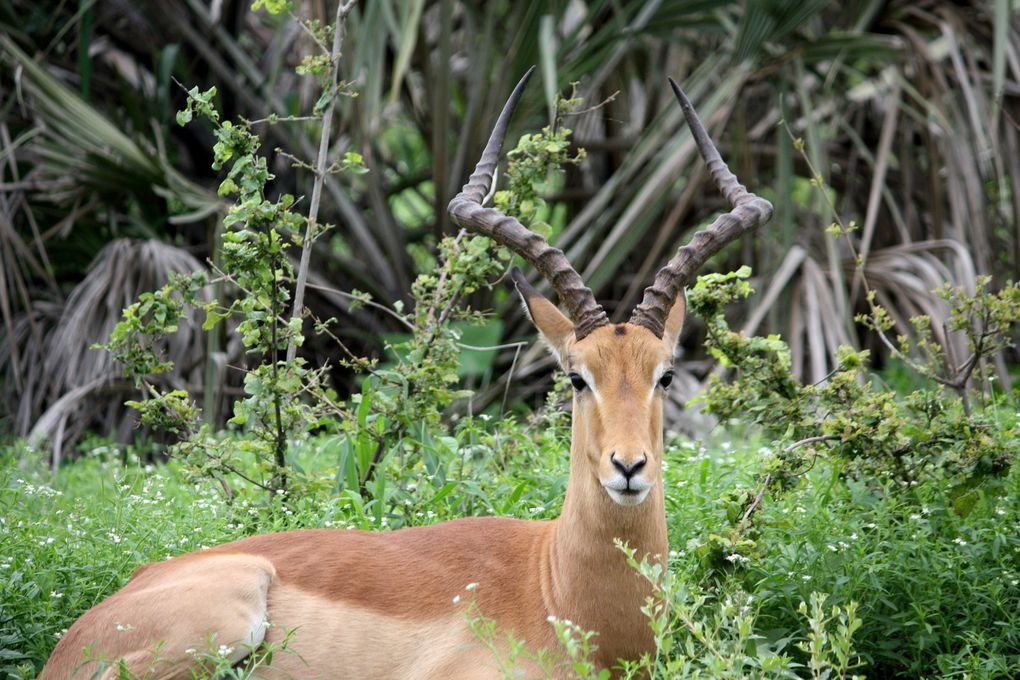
2, 417, 1019, 678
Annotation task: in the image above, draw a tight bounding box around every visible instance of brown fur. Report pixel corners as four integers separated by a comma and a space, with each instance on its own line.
42, 294, 685, 679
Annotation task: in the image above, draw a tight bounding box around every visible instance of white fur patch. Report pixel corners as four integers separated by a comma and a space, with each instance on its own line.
228, 612, 269, 664
647, 361, 673, 403
576, 365, 599, 401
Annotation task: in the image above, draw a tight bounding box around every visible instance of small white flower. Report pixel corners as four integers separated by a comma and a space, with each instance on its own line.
217, 644, 234, 657
954, 537, 967, 546
465, 582, 478, 591
452, 595, 461, 604
51, 591, 63, 598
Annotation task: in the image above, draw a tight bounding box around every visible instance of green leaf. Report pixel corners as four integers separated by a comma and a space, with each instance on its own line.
251, 0, 293, 15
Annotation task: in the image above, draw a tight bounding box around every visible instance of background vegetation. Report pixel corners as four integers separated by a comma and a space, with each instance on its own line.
1, 0, 1019, 678
2, 0, 1019, 453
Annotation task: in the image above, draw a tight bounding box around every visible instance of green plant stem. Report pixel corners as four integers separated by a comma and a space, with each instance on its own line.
203, 216, 224, 426
269, 248, 286, 497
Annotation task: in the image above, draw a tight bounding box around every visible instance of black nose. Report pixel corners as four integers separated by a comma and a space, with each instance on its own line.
610, 454, 647, 479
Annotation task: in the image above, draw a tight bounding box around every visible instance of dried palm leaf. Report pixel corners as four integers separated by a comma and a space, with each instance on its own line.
7, 239, 214, 461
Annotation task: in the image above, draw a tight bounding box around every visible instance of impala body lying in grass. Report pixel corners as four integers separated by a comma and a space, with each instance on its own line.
42, 69, 771, 679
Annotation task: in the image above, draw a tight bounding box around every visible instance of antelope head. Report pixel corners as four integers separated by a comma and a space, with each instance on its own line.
449, 68, 773, 510
510, 273, 685, 507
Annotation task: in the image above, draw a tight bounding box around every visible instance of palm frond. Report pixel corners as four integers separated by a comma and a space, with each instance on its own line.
6, 239, 216, 459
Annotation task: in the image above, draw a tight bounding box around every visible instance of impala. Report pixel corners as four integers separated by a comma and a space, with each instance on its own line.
42, 68, 772, 679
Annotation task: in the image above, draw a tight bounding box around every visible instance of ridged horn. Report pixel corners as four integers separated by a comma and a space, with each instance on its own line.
447, 67, 609, 341
630, 78, 774, 338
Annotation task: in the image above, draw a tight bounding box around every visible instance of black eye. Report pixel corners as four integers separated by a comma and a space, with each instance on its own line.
568, 372, 587, 391
658, 370, 674, 389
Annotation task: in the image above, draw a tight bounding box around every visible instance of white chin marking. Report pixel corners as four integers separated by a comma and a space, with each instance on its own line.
605, 487, 651, 507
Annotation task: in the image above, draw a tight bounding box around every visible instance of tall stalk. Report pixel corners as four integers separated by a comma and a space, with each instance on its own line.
286, 0, 357, 363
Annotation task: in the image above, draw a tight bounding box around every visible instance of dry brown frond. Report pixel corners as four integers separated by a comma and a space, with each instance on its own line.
4, 239, 214, 462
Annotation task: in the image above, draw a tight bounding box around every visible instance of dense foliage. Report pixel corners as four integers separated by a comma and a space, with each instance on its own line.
3, 0, 1020, 453
2, 1, 1020, 678
3, 414, 1019, 678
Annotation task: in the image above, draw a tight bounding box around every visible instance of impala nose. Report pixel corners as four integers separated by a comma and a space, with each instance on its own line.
610, 454, 647, 480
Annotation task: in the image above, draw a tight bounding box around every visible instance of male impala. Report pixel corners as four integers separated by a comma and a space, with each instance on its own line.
43, 68, 771, 679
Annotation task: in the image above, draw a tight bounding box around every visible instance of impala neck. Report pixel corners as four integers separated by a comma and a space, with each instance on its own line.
543, 428, 668, 662
554, 447, 667, 564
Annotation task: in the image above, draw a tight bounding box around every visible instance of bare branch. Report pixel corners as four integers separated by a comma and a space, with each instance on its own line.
286, 0, 358, 363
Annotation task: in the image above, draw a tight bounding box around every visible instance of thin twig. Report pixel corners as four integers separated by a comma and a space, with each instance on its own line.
562, 90, 619, 117
460, 341, 528, 352
304, 282, 414, 330
220, 461, 274, 491
207, 262, 291, 326
242, 114, 321, 126
734, 473, 771, 536
290, 7, 331, 55
275, 149, 316, 173
784, 434, 840, 454
500, 341, 524, 418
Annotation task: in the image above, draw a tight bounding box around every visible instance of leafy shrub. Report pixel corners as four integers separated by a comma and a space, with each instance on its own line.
690, 267, 1017, 490
6, 419, 1019, 678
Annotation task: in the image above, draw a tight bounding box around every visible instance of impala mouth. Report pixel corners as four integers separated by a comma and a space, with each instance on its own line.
602, 477, 652, 507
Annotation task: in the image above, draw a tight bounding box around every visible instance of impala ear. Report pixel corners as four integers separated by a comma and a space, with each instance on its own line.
510, 267, 574, 366
662, 290, 687, 349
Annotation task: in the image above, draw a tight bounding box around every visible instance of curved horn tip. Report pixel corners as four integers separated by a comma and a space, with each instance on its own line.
667, 77, 695, 115
511, 66, 538, 96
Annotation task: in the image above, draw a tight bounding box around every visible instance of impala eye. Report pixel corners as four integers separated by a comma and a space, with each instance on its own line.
658, 370, 675, 389
568, 373, 587, 391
